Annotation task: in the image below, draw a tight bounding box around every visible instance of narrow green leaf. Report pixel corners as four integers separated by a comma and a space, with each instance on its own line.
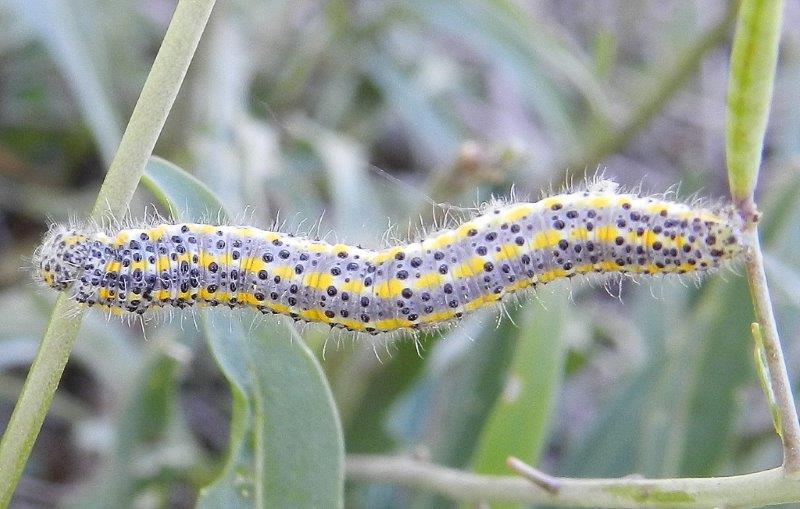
725, 0, 784, 200
142, 157, 345, 508
471, 293, 566, 482
751, 322, 783, 438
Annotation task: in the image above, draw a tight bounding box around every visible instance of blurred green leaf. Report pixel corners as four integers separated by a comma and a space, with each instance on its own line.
198, 322, 344, 508
142, 157, 345, 508
390, 311, 518, 508
404, 0, 578, 152
553, 285, 681, 480
420, 316, 518, 468
591, 30, 618, 79
65, 352, 190, 508
725, 0, 784, 200
557, 279, 753, 479
143, 156, 227, 222
758, 168, 800, 244
558, 361, 662, 478
365, 54, 462, 165
471, 293, 567, 480
283, 117, 385, 241
677, 279, 753, 476
764, 254, 800, 310
343, 335, 438, 454
10, 0, 122, 162
478, 0, 614, 121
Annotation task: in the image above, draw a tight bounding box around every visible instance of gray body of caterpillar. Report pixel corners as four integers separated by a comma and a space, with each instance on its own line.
36, 189, 744, 333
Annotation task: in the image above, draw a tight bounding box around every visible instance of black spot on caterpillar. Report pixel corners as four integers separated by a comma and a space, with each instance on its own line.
34, 180, 745, 334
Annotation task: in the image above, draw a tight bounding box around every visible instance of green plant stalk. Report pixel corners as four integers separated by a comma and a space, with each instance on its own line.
724, 0, 798, 474
346, 456, 800, 507
0, 1, 216, 505
744, 231, 800, 472
726, 0, 783, 201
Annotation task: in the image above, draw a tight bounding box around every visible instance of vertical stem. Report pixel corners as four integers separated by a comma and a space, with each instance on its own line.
724, 0, 797, 474
0, 1, 216, 505
726, 0, 784, 202
744, 226, 800, 473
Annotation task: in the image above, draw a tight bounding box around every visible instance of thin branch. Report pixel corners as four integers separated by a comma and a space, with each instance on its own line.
89, 0, 216, 220
724, 0, 796, 475
506, 456, 561, 494
741, 208, 800, 474
346, 455, 800, 508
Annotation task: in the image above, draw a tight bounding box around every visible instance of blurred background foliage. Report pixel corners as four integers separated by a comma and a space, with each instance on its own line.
1, 0, 799, 507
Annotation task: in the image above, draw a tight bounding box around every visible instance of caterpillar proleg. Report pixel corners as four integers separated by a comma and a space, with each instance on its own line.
34, 180, 746, 334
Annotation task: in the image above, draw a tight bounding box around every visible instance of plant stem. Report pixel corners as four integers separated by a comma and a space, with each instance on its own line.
346, 455, 800, 508
744, 225, 800, 473
0, 296, 82, 508
0, 1, 215, 505
723, 0, 797, 474
90, 0, 216, 219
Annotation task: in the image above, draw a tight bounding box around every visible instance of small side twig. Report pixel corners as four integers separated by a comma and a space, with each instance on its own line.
507, 456, 561, 494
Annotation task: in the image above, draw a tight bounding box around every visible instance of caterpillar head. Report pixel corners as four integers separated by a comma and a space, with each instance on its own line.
34, 226, 90, 291
702, 205, 747, 261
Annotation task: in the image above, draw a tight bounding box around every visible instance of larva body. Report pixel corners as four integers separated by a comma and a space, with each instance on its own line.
35, 184, 745, 333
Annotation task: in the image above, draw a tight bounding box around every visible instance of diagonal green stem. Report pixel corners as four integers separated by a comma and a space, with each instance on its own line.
0, 1, 215, 505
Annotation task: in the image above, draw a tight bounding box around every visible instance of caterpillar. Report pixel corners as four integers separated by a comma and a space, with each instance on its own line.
34, 180, 746, 334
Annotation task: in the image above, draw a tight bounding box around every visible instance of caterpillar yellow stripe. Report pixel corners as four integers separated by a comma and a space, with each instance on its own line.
34, 183, 745, 334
